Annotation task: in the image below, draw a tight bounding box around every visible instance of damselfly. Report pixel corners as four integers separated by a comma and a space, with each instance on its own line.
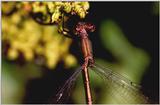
51, 22, 149, 104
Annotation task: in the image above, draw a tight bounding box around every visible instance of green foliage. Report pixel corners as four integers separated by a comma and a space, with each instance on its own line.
100, 20, 150, 82
2, 59, 43, 103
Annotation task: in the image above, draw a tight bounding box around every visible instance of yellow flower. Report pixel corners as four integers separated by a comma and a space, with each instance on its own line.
46, 49, 59, 69
2, 2, 78, 69
63, 2, 72, 13
64, 54, 77, 68
11, 13, 21, 24
47, 2, 55, 13
32, 2, 47, 15
23, 49, 34, 61
51, 8, 61, 23
8, 48, 18, 60
35, 45, 44, 55
82, 2, 90, 10
55, 2, 63, 6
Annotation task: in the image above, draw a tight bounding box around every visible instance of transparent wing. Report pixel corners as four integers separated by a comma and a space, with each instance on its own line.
50, 67, 82, 104
90, 63, 149, 104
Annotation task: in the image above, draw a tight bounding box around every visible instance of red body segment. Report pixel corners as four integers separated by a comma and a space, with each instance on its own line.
75, 22, 95, 105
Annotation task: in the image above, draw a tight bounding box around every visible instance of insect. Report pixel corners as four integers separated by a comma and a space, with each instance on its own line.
51, 22, 149, 104
74, 22, 95, 105
54, 22, 96, 104
45, 22, 95, 105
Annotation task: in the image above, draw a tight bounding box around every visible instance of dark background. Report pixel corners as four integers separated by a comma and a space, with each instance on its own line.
23, 2, 159, 104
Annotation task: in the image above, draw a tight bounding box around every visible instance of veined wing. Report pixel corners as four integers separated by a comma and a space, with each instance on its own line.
50, 66, 82, 104
90, 63, 149, 104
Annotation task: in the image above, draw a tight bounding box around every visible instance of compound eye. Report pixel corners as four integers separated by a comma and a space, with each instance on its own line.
86, 23, 95, 32
90, 25, 95, 32
74, 22, 95, 37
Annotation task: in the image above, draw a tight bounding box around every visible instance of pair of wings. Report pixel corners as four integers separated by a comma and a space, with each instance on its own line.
49, 63, 149, 104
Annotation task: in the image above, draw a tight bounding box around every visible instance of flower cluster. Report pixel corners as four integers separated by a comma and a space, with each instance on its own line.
21, 1, 89, 23
2, 2, 78, 69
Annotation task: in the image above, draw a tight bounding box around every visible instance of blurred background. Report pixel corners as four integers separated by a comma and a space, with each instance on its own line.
2, 2, 159, 104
